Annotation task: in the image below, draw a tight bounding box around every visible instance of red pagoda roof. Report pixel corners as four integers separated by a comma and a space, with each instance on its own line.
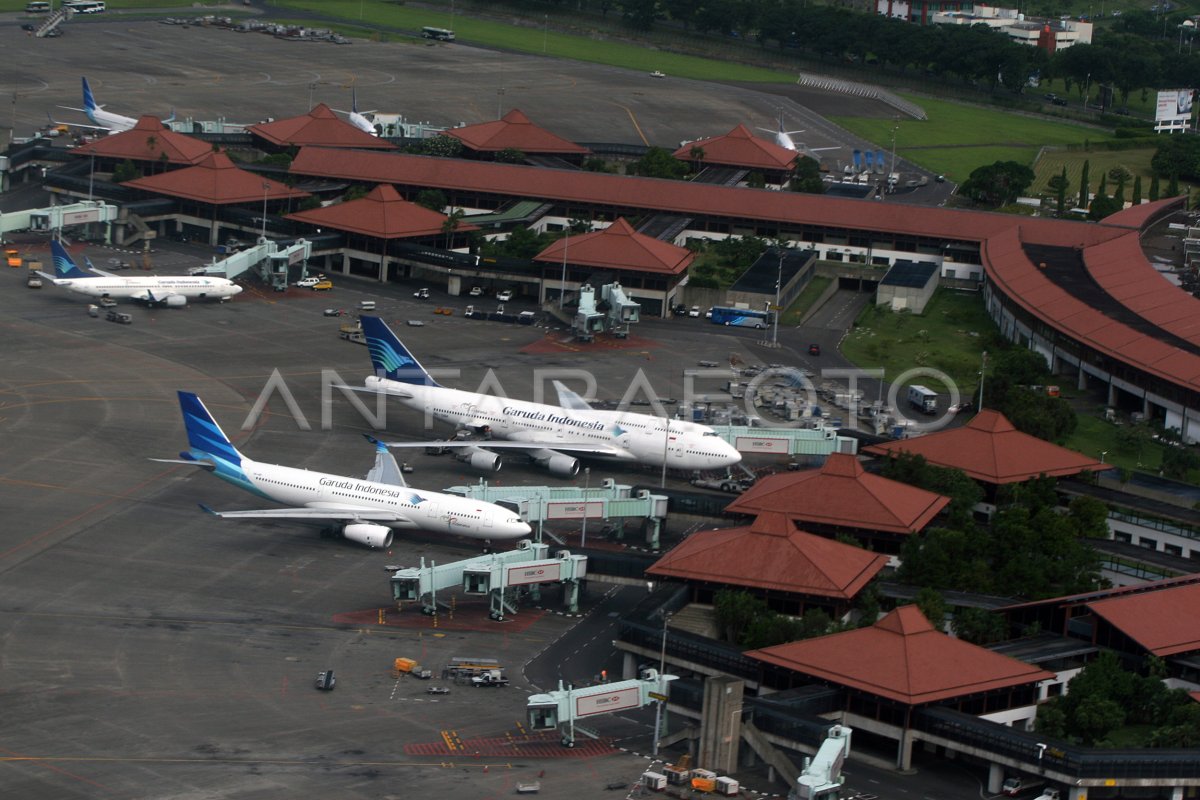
748, 605, 1053, 705
864, 410, 1108, 484
123, 151, 310, 205
286, 184, 478, 239
248, 103, 395, 150
1087, 581, 1200, 657
672, 124, 797, 171
726, 453, 948, 534
533, 218, 693, 275
443, 109, 588, 155
646, 511, 887, 600
74, 116, 211, 165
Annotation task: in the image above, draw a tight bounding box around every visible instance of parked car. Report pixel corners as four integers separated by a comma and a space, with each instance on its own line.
294, 276, 321, 288
689, 306, 701, 317
496, 289, 513, 302
413, 287, 430, 299
1001, 777, 1023, 796
311, 280, 334, 291
469, 286, 483, 296
672, 304, 689, 316
323, 308, 344, 317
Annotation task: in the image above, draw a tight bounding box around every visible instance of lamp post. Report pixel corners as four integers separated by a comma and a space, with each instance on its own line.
772, 248, 783, 347
888, 117, 899, 193
308, 82, 316, 111
559, 230, 569, 309
580, 467, 590, 549
88, 151, 95, 202
260, 182, 270, 240
651, 612, 670, 757
496, 87, 505, 120
978, 350, 988, 410
1084, 73, 1091, 108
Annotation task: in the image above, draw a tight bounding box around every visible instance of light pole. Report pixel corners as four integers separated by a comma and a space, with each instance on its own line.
260, 182, 270, 240
978, 350, 988, 410
543, 14, 548, 53
1084, 73, 1091, 108
87, 151, 95, 202
1101, 450, 1108, 464
559, 230, 569, 309
651, 612, 670, 757
308, 82, 316, 111
772, 248, 782, 347
496, 87, 505, 120
580, 467, 590, 548
888, 118, 899, 193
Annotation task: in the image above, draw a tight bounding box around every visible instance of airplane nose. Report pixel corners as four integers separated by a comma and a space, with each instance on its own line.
232, 285, 244, 295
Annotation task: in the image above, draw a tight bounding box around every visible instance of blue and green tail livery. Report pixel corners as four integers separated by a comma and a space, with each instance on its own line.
50, 240, 92, 279
360, 316, 441, 386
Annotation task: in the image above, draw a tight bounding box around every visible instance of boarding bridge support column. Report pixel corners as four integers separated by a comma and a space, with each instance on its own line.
896, 728, 914, 771
986, 762, 1004, 794
341, 252, 351, 275
377, 255, 387, 283
1077, 364, 1087, 391
699, 676, 742, 775
563, 578, 580, 613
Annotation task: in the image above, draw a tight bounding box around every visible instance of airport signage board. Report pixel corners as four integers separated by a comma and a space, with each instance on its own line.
734, 436, 790, 454
575, 686, 640, 717
61, 209, 102, 226
1152, 89, 1190, 123
506, 562, 561, 587
547, 500, 604, 520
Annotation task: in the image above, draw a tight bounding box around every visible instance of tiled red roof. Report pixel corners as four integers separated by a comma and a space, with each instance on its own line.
1087, 581, 1200, 657
443, 109, 588, 155
864, 410, 1108, 484
726, 453, 948, 534
124, 151, 310, 205
288, 147, 1125, 248
74, 115, 210, 165
285, 184, 477, 239
984, 226, 1200, 393
646, 511, 887, 600
533, 218, 693, 275
249, 103, 395, 150
748, 605, 1053, 705
672, 124, 797, 171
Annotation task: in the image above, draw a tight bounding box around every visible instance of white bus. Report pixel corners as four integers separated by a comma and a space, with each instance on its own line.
25, 2, 51, 13
421, 26, 455, 41
66, 0, 106, 13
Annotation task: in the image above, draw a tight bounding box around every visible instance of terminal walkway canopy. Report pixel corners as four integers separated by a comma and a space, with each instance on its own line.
123, 151, 310, 206
286, 184, 478, 239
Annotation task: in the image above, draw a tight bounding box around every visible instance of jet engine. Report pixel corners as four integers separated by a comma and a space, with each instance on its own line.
164, 295, 188, 307
531, 448, 579, 477
343, 523, 394, 549
457, 447, 502, 472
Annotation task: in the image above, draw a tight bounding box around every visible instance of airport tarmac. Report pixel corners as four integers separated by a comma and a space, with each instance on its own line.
0, 244, 796, 798
0, 11, 932, 186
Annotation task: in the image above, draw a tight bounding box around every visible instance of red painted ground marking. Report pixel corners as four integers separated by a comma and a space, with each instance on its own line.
331, 604, 545, 633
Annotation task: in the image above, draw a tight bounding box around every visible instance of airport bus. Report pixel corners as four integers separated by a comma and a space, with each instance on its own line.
421, 26, 455, 41
709, 306, 772, 329
25, 2, 51, 13
65, 0, 105, 12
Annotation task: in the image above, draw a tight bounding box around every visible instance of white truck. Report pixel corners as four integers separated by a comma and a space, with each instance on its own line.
906, 385, 938, 415
471, 669, 509, 687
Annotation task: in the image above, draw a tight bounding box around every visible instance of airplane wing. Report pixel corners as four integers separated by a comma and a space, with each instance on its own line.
363, 435, 408, 488
47, 111, 111, 133
83, 257, 119, 278
553, 380, 594, 411
381, 439, 637, 459
335, 382, 416, 400
199, 504, 411, 523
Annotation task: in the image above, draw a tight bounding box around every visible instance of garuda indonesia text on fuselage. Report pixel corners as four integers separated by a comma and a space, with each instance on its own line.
40, 240, 241, 306
153, 392, 531, 548
356, 316, 742, 477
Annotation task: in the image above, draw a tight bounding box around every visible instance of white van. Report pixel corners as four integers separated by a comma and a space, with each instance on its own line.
359, 300, 376, 311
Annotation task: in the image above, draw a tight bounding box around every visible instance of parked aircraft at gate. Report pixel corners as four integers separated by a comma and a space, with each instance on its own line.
39, 241, 242, 306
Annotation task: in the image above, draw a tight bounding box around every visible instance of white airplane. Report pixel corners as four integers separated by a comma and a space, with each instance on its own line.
333, 87, 377, 136
153, 391, 532, 548
39, 240, 242, 306
355, 316, 743, 477
758, 111, 839, 162
53, 76, 174, 134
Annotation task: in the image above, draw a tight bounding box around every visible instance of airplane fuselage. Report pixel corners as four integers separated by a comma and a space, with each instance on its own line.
55, 275, 242, 302
227, 456, 529, 540
365, 378, 742, 470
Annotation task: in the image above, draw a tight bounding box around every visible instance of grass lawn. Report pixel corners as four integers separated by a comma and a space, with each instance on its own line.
2, 0, 220, 8
1029, 148, 1189, 202
781, 276, 832, 325
829, 94, 1116, 184
1062, 407, 1172, 474
840, 289, 993, 398
271, 0, 793, 82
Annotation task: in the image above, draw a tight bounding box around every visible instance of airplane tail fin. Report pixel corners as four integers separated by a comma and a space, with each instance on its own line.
360, 316, 441, 387
352, 86, 358, 113
164, 106, 175, 124
176, 391, 245, 467
82, 76, 98, 113
50, 240, 93, 279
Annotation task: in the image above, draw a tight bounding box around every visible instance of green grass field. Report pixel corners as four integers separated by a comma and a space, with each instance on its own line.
781, 276, 832, 325
1030, 148, 1164, 201
841, 290, 993, 397
1, 0, 217, 8
829, 94, 1116, 183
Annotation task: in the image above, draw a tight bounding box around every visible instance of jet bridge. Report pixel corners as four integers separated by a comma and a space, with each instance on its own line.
600, 281, 640, 337
189, 236, 311, 287
0, 201, 119, 241
389, 539, 587, 620
444, 478, 669, 549
527, 669, 677, 747
791, 725, 852, 800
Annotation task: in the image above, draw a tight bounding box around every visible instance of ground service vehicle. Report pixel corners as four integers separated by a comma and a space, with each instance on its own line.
311, 280, 333, 291
496, 289, 513, 302
413, 287, 430, 299
65, 0, 105, 12
907, 385, 938, 414
315, 671, 336, 690
709, 306, 771, 328
106, 311, 132, 324
471, 669, 509, 687
422, 26, 454, 40
26, 1, 50, 12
